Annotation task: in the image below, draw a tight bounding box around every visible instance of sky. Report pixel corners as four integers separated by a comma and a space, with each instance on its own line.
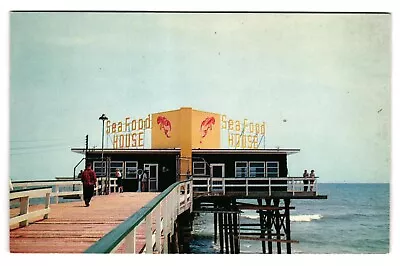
8, 12, 391, 183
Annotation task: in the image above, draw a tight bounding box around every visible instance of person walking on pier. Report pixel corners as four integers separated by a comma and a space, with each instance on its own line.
82, 163, 97, 207
303, 169, 309, 192
116, 169, 123, 193
309, 170, 315, 192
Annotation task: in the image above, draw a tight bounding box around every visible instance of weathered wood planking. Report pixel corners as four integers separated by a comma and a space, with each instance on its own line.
10, 192, 159, 253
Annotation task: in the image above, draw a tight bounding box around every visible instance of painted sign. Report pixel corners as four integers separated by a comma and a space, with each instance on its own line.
221, 115, 266, 149
106, 115, 151, 148
199, 116, 215, 143
156, 116, 172, 138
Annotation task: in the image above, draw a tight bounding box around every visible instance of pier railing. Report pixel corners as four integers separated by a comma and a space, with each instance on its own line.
11, 178, 118, 203
9, 187, 52, 228
84, 179, 193, 254
192, 177, 319, 196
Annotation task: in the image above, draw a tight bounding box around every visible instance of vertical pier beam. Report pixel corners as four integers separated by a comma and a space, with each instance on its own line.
228, 212, 234, 254
257, 199, 266, 254
232, 199, 240, 254
273, 199, 282, 254
266, 198, 273, 254
218, 212, 224, 253
284, 199, 292, 254
224, 212, 229, 254
233, 212, 240, 253
214, 212, 218, 243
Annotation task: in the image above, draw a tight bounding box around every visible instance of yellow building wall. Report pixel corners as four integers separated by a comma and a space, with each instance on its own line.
151, 110, 181, 149
151, 107, 221, 180
192, 110, 221, 149
179, 107, 193, 180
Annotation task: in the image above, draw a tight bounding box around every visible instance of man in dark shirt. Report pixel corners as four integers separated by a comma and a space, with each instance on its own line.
81, 163, 97, 207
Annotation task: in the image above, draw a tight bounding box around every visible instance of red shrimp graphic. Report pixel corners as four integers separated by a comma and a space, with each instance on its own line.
157, 116, 172, 138
200, 116, 215, 143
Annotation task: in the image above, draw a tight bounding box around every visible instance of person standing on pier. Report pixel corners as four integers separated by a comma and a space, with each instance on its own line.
303, 169, 309, 192
141, 170, 148, 192
309, 170, 315, 192
116, 169, 123, 193
81, 163, 97, 207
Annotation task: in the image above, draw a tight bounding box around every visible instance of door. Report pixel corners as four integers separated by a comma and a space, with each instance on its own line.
210, 163, 225, 191
144, 164, 158, 192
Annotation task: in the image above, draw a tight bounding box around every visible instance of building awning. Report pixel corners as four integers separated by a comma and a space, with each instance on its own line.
192, 148, 300, 155
71, 147, 300, 156
71, 148, 181, 155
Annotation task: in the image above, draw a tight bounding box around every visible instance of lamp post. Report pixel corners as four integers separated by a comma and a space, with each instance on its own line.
99, 113, 108, 195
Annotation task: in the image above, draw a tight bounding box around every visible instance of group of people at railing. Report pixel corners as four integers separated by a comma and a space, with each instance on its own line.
302, 169, 316, 192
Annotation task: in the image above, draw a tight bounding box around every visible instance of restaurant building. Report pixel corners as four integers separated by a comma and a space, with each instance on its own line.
71, 107, 300, 192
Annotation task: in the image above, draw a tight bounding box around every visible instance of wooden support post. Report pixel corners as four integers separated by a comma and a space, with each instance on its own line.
19, 196, 29, 227
284, 199, 292, 254
266, 198, 273, 254
44, 192, 50, 219
218, 213, 224, 253
228, 213, 234, 254
233, 212, 240, 254
55, 185, 59, 204
214, 212, 218, 243
258, 199, 266, 254
274, 199, 282, 254
224, 212, 229, 254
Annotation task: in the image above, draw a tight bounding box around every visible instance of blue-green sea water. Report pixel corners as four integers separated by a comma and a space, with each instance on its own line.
189, 183, 390, 254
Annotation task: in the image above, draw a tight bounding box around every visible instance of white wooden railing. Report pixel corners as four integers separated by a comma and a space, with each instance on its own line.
85, 180, 193, 253
94, 177, 118, 195
11, 178, 118, 203
10, 187, 52, 228
192, 177, 319, 196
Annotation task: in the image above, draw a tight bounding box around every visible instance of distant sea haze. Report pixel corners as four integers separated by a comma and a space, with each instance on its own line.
189, 183, 390, 254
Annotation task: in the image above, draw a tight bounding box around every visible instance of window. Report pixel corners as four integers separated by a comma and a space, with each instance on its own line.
266, 162, 279, 177
193, 162, 206, 176
125, 161, 138, 179
235, 162, 248, 177
93, 161, 106, 176
249, 162, 265, 177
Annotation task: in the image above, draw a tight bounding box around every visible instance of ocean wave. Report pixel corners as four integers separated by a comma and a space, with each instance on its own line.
241, 214, 260, 220
241, 214, 323, 222
291, 214, 323, 222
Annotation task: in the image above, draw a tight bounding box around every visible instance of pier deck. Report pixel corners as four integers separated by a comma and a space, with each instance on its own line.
9, 192, 158, 253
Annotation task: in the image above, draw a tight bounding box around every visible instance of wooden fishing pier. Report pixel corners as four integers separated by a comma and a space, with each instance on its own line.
9, 176, 326, 254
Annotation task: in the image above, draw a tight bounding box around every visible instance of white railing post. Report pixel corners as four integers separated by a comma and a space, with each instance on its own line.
125, 228, 136, 253
19, 196, 29, 227
222, 178, 225, 195
170, 194, 174, 235
162, 198, 169, 254
55, 185, 59, 204
292, 177, 295, 196
176, 186, 180, 216
80, 182, 84, 201
44, 192, 50, 219
145, 212, 152, 254
155, 205, 161, 253
207, 178, 210, 193
268, 177, 271, 196
190, 181, 193, 213
246, 178, 248, 196
184, 182, 188, 210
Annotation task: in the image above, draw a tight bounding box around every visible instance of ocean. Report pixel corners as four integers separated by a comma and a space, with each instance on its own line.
188, 183, 390, 254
